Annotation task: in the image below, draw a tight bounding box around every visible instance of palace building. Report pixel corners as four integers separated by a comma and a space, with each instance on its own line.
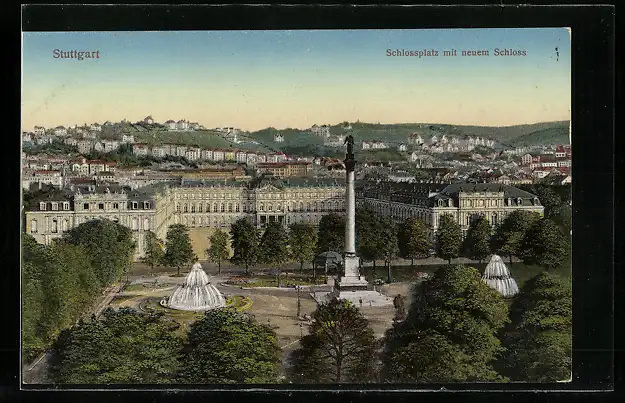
356, 181, 544, 238
24, 175, 346, 260
23, 176, 543, 260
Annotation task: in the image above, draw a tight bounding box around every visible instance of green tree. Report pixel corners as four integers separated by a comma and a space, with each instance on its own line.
144, 231, 165, 274
317, 213, 345, 253
519, 219, 570, 270
383, 265, 509, 382
49, 308, 182, 384
288, 223, 318, 272
163, 224, 195, 276
378, 217, 399, 283
491, 211, 541, 264
259, 221, 290, 271
64, 219, 136, 287
288, 298, 377, 383
356, 208, 382, 273
398, 218, 431, 267
462, 215, 492, 263
435, 214, 462, 264
532, 185, 562, 218
206, 229, 230, 275
179, 308, 281, 383
38, 241, 101, 342
230, 218, 260, 275
22, 261, 46, 361
497, 272, 572, 382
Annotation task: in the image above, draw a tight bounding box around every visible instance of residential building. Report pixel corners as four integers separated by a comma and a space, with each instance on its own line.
53, 126, 67, 136
122, 134, 135, 144
143, 115, 155, 124
90, 123, 102, 132
256, 161, 312, 177
132, 143, 150, 156
165, 120, 177, 130
274, 134, 285, 143
33, 126, 46, 135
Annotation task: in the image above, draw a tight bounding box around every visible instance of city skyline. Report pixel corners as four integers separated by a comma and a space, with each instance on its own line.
22, 28, 571, 132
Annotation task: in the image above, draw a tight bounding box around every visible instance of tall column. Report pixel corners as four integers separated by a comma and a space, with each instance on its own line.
345, 170, 356, 255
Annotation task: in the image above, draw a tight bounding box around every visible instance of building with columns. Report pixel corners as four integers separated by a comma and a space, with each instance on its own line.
356, 181, 544, 239
24, 175, 345, 260
24, 175, 543, 260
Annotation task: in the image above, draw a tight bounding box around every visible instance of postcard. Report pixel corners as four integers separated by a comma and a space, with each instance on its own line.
21, 28, 572, 387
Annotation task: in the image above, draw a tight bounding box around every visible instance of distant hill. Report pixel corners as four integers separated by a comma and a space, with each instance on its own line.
122, 120, 569, 154
245, 120, 570, 150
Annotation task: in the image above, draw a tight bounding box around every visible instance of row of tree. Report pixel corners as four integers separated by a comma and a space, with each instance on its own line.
48, 307, 281, 384
290, 267, 571, 383
144, 204, 570, 280
22, 220, 136, 362
47, 267, 571, 384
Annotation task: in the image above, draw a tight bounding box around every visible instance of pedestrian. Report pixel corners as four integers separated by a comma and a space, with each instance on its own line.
359, 297, 363, 307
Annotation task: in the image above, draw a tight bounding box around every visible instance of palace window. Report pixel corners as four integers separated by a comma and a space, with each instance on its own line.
51, 202, 58, 211
175, 204, 181, 213
62, 219, 69, 232
51, 219, 58, 233
83, 203, 89, 210
99, 203, 104, 210
132, 218, 138, 230
517, 197, 522, 205
63, 202, 70, 210
235, 204, 240, 212
144, 202, 150, 209
268, 204, 273, 212
144, 219, 149, 230
132, 202, 138, 209
31, 219, 37, 233
198, 204, 203, 213
242, 204, 247, 212
183, 204, 188, 213
228, 203, 233, 212
221, 204, 225, 213
260, 203, 264, 212
39, 202, 47, 211
191, 204, 196, 213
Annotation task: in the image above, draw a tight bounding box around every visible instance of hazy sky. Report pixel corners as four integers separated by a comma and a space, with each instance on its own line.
22, 29, 571, 131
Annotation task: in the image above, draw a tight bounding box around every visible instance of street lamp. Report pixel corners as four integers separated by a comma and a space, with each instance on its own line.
296, 286, 301, 318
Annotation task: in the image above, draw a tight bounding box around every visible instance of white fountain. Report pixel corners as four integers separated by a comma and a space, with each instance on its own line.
482, 254, 519, 297
163, 262, 226, 311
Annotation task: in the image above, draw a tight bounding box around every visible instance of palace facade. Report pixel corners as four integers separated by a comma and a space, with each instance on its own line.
356, 181, 544, 238
24, 177, 543, 260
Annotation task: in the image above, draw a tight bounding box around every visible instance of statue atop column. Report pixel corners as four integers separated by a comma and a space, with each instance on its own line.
344, 135, 356, 171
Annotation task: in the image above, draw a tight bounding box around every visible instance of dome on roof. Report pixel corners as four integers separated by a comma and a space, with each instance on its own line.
166, 262, 226, 311
482, 254, 519, 297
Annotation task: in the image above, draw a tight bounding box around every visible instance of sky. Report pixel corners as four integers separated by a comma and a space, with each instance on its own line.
22, 29, 571, 132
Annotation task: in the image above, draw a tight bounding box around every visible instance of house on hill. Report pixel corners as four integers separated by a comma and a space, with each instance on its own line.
165, 120, 177, 130
143, 115, 155, 124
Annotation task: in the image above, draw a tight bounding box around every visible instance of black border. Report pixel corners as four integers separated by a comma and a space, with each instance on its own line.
7, 3, 617, 402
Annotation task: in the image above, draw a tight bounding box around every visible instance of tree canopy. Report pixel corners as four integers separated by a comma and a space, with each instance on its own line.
288, 223, 318, 272
398, 218, 431, 266
259, 221, 290, 269
288, 298, 377, 383
179, 308, 281, 384
497, 272, 572, 382
63, 219, 136, 287
491, 211, 540, 264
144, 230, 165, 272
49, 308, 183, 384
230, 218, 260, 274
206, 229, 230, 274
519, 218, 570, 270
317, 213, 345, 253
383, 265, 509, 382
462, 215, 492, 263
435, 214, 462, 263
164, 224, 195, 276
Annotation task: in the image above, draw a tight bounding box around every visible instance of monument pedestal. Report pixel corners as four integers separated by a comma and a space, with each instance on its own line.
336, 254, 369, 291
